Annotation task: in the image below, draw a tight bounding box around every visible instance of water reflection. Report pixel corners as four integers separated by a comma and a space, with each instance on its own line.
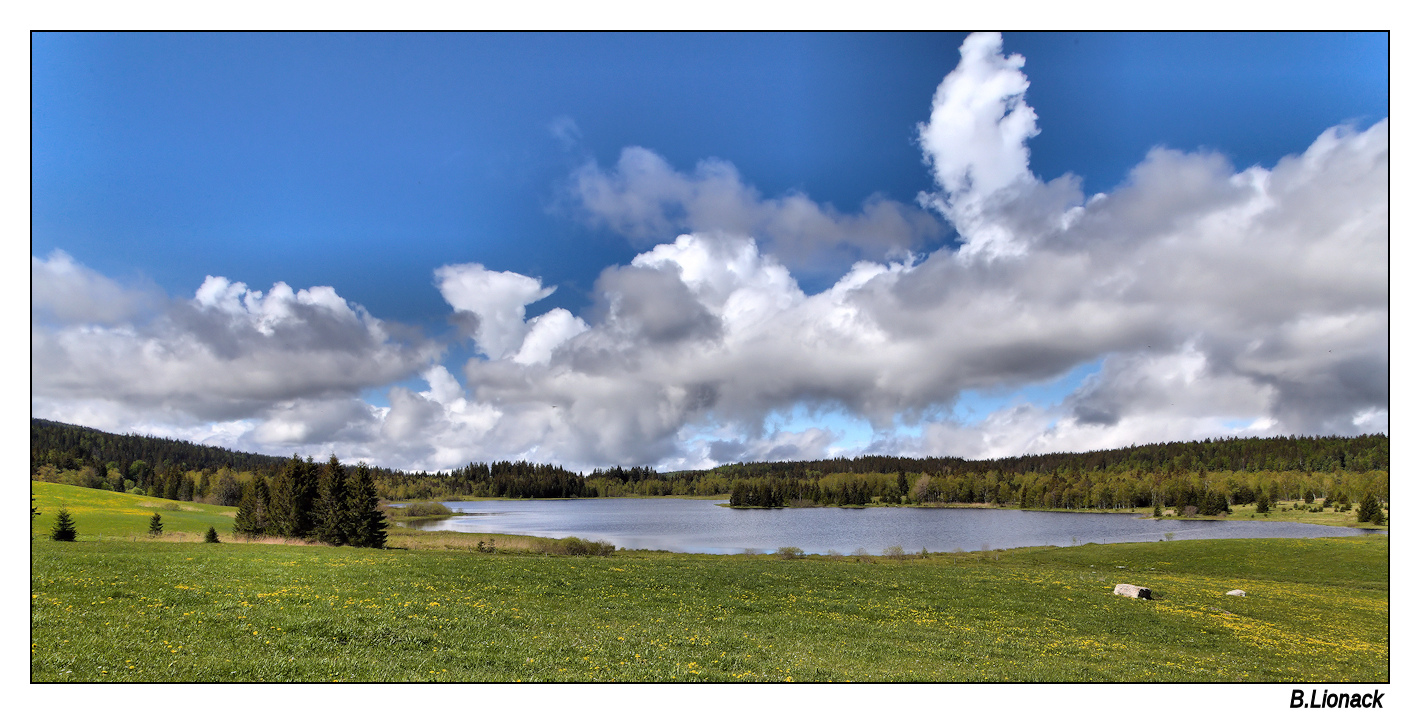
399, 498, 1382, 555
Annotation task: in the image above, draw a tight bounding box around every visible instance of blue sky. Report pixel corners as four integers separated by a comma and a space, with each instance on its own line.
31, 32, 1389, 471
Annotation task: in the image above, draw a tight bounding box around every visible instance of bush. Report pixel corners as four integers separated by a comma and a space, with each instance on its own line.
50, 507, 77, 542
204, 526, 221, 543
148, 513, 163, 536
775, 546, 805, 560
388, 501, 454, 518
541, 536, 615, 556
882, 545, 907, 560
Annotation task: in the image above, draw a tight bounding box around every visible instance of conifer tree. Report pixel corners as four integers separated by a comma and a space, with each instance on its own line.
148, 513, 163, 536
204, 526, 221, 543
234, 475, 272, 537
313, 455, 349, 545
268, 455, 318, 538
51, 507, 77, 542
344, 462, 387, 548
1357, 492, 1380, 523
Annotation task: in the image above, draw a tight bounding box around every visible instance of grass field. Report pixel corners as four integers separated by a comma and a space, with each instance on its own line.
31, 483, 1388, 682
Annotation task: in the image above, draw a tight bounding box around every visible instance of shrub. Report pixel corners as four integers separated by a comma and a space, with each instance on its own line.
775, 546, 805, 560
50, 507, 77, 542
204, 526, 221, 543
148, 513, 163, 536
389, 501, 454, 518
540, 536, 615, 556
882, 545, 907, 560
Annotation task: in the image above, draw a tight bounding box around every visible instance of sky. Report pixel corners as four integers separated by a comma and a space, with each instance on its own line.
30, 31, 1390, 473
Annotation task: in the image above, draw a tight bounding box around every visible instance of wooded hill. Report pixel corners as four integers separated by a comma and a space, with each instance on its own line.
31, 418, 1387, 512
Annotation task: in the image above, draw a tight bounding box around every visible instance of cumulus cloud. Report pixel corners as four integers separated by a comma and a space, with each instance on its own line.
391, 28, 1384, 468
33, 32, 1387, 471
31, 259, 439, 457
435, 262, 559, 360
568, 146, 944, 269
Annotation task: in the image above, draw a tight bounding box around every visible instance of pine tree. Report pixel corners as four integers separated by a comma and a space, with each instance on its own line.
344, 463, 387, 548
148, 513, 163, 536
51, 507, 77, 541
204, 526, 221, 543
313, 455, 349, 545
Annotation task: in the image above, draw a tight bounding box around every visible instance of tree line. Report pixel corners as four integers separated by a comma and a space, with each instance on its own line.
704, 433, 1388, 482
31, 419, 1388, 515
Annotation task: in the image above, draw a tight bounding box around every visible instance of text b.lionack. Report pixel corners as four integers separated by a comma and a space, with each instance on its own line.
1291, 690, 1384, 709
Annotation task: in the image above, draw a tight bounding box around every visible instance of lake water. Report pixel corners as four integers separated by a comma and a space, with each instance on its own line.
402, 498, 1382, 555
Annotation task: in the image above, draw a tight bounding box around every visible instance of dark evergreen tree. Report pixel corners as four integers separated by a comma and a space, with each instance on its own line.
204, 526, 221, 543
313, 455, 349, 545
269, 455, 320, 538
51, 507, 77, 541
233, 475, 272, 537
344, 463, 387, 548
1357, 492, 1380, 523
163, 470, 182, 500
148, 513, 163, 536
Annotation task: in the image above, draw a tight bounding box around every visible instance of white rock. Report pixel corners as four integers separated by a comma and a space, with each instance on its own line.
1113, 583, 1153, 599
1226, 589, 1246, 597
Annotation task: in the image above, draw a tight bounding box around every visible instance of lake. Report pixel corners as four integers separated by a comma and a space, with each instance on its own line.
402, 498, 1382, 554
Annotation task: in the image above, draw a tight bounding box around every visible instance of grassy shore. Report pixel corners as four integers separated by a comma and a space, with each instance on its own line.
31, 483, 1387, 682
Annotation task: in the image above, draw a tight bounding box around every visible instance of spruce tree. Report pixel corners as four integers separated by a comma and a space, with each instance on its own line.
51, 507, 77, 541
313, 455, 349, 545
268, 455, 318, 538
233, 475, 272, 537
204, 526, 221, 543
344, 463, 387, 548
148, 513, 163, 536
1357, 492, 1380, 523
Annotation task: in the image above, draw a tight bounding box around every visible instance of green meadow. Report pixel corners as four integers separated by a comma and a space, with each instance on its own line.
32, 483, 1387, 682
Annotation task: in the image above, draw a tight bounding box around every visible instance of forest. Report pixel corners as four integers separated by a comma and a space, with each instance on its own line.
31, 418, 1387, 513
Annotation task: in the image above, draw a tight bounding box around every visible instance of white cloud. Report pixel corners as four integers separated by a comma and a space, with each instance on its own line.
434, 262, 556, 360
32, 250, 162, 325
569, 147, 944, 270
31, 258, 438, 441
